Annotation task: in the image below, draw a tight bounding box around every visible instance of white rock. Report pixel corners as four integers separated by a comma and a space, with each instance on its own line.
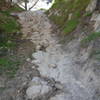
26, 77, 52, 99
26, 58, 31, 62
31, 66, 36, 69
36, 45, 41, 51
48, 64, 57, 68
86, 0, 97, 12
50, 93, 67, 100
91, 13, 100, 31
26, 85, 42, 99
55, 83, 64, 90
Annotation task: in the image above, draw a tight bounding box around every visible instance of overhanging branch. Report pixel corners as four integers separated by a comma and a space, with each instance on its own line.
29, 0, 40, 10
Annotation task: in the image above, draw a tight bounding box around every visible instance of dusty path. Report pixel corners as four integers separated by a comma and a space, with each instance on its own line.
0, 7, 99, 99
17, 11, 96, 100
1, 10, 99, 100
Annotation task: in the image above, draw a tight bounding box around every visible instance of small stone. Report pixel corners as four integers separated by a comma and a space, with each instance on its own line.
10, 13, 18, 16
55, 83, 64, 90
68, 13, 72, 20
31, 60, 41, 65
22, 82, 27, 86
40, 40, 49, 48
48, 64, 57, 68
26, 85, 41, 99
32, 66, 35, 69
26, 58, 31, 62
36, 45, 41, 51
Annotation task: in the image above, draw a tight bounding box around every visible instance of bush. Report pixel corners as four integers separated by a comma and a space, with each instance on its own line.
0, 57, 20, 78
0, 4, 22, 56
0, 12, 20, 33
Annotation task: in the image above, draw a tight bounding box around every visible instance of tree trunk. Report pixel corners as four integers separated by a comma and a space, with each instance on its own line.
29, 0, 39, 10
25, 1, 28, 10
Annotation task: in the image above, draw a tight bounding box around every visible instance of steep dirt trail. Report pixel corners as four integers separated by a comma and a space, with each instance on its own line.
17, 11, 94, 100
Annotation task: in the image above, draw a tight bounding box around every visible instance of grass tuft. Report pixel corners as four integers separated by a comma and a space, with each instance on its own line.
63, 19, 79, 34
82, 32, 100, 43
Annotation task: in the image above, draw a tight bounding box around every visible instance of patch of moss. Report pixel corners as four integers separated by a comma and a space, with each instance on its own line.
63, 19, 79, 34
0, 12, 20, 33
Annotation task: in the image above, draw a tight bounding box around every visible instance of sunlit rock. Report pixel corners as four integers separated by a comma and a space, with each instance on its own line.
26, 77, 52, 99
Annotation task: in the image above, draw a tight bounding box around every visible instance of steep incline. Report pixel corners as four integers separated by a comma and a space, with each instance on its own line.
17, 11, 99, 100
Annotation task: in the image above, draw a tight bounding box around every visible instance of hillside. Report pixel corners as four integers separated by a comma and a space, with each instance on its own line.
47, 0, 91, 34
0, 0, 100, 100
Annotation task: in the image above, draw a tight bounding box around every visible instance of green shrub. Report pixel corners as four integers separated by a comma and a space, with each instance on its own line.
0, 29, 17, 56
0, 12, 20, 33
63, 19, 79, 34
0, 4, 22, 55
0, 57, 20, 78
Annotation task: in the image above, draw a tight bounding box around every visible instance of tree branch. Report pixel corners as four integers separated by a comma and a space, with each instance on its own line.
29, 0, 40, 10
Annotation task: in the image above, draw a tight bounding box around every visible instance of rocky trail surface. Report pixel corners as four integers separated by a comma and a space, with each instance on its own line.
0, 11, 99, 100
17, 11, 95, 100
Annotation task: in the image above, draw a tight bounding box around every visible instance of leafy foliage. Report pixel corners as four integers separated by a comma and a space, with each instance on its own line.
0, 57, 20, 78
0, 14, 20, 33
0, 1, 22, 78
0, 1, 22, 55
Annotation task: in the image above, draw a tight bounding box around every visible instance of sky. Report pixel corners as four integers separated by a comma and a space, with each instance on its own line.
19, 0, 55, 11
